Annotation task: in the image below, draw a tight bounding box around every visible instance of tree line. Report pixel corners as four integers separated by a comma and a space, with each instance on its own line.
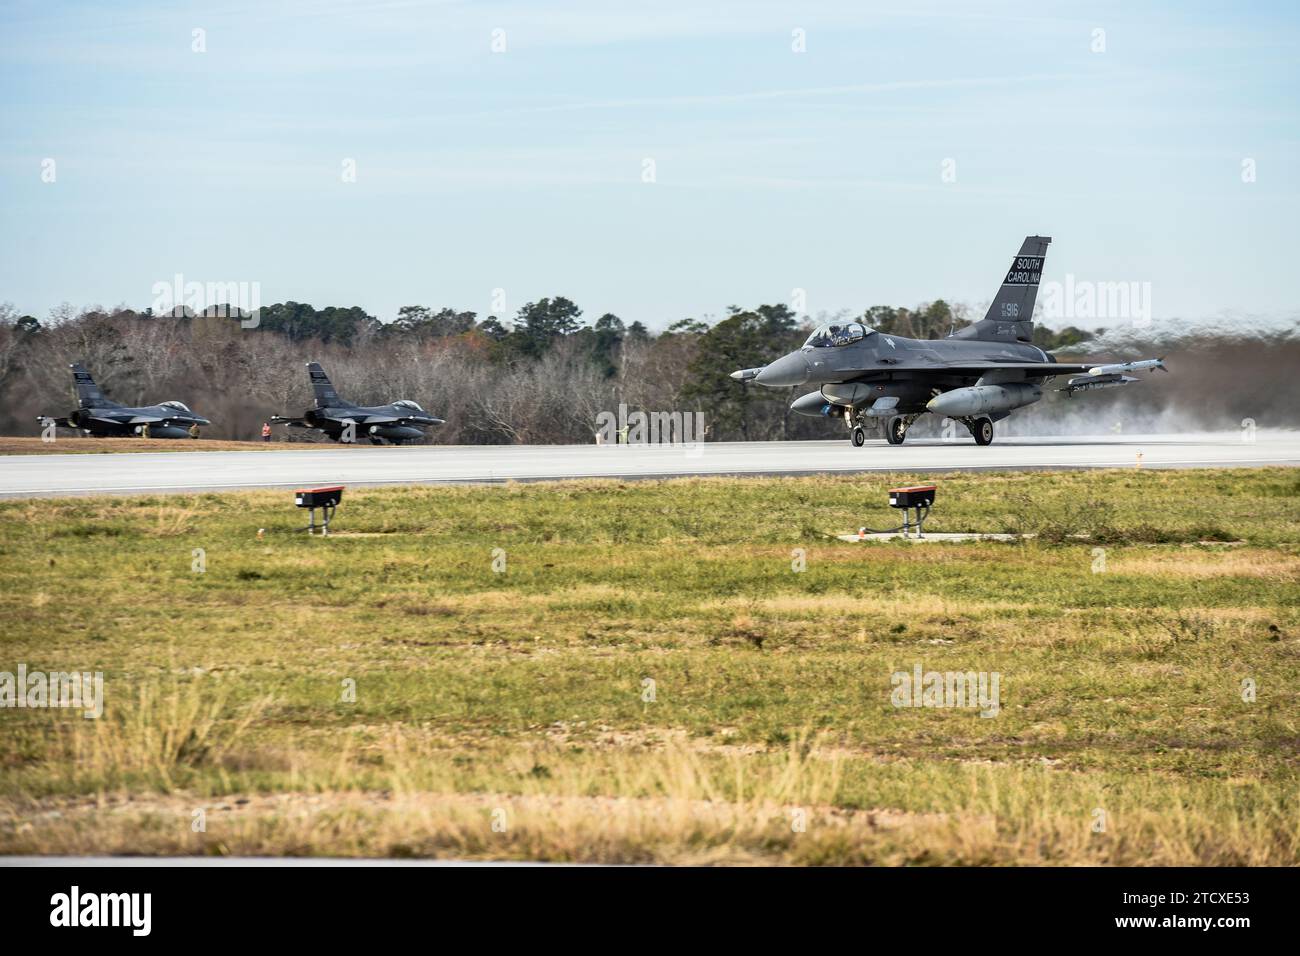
0, 298, 1095, 444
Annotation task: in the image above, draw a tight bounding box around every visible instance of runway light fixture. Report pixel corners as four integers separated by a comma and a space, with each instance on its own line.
887, 484, 935, 538
295, 485, 345, 535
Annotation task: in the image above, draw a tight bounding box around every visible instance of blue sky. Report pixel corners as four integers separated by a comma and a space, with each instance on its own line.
1, 0, 1297, 330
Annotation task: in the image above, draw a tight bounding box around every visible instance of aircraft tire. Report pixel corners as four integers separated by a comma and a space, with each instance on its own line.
851, 427, 865, 447
973, 417, 994, 446
885, 417, 906, 445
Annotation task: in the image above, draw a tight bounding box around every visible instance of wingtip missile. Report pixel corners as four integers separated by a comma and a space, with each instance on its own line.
1086, 358, 1166, 377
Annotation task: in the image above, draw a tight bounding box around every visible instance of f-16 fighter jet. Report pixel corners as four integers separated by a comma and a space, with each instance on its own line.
39, 363, 211, 438
731, 236, 1165, 445
271, 361, 444, 444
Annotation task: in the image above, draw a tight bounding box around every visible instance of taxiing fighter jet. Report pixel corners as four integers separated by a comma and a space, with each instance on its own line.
271, 361, 444, 444
732, 236, 1165, 446
39, 363, 211, 438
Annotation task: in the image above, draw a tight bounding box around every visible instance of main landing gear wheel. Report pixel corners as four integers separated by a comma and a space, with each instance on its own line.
971, 417, 994, 446
886, 417, 907, 445
851, 426, 865, 447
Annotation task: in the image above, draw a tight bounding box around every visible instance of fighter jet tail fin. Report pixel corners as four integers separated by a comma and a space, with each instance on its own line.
70, 363, 118, 408
951, 235, 1051, 344
307, 361, 348, 408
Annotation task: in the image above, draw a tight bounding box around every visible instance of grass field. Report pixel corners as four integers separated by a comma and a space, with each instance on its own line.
1, 468, 1297, 864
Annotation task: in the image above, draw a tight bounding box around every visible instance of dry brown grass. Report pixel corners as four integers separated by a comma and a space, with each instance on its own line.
1111, 550, 1300, 581
703, 593, 1035, 617
6, 688, 1296, 865
2, 469, 1297, 864
5, 738, 1294, 865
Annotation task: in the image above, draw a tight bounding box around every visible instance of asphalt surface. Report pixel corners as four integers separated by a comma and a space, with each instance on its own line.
1, 431, 1297, 498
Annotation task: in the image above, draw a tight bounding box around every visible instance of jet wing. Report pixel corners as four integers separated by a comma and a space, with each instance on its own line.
941, 362, 1094, 376
75, 413, 158, 425
942, 357, 1165, 378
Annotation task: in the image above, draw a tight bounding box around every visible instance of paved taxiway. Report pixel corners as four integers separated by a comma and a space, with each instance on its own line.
1, 431, 1297, 498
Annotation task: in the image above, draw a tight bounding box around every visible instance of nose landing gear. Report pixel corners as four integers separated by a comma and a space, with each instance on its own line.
845, 406, 874, 446
845, 409, 921, 447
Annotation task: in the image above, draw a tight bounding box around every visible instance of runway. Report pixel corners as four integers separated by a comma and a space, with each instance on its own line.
1, 431, 1297, 498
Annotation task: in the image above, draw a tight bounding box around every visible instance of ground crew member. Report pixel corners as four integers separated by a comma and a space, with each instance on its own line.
261, 422, 272, 442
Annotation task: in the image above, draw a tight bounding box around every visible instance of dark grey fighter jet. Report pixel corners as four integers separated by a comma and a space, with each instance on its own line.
732, 236, 1165, 446
39, 363, 211, 438
271, 361, 444, 444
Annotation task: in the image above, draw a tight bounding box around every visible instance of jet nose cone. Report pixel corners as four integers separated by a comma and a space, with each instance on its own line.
753, 351, 810, 388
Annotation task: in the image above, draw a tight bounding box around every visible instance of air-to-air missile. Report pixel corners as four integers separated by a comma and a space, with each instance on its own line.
1086, 358, 1167, 377
1059, 359, 1165, 397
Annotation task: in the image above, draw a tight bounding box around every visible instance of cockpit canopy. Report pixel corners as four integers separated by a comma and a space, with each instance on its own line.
803, 322, 872, 349
392, 399, 424, 412
159, 400, 192, 413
